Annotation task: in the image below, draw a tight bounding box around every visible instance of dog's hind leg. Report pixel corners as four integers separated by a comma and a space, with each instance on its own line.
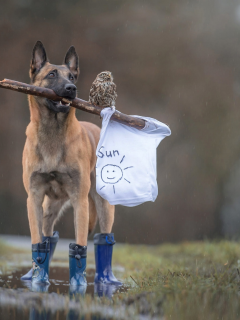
88, 194, 98, 235
90, 171, 122, 285
92, 193, 115, 233
89, 171, 115, 233
42, 196, 69, 237
98, 199, 115, 233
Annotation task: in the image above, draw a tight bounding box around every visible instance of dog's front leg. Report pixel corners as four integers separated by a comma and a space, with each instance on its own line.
72, 190, 90, 246
27, 190, 45, 244
27, 189, 52, 285
68, 176, 90, 287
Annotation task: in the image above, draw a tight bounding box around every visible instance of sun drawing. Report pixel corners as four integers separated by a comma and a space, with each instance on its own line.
99, 155, 133, 194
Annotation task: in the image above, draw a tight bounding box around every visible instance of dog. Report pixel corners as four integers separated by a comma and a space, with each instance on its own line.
23, 41, 115, 247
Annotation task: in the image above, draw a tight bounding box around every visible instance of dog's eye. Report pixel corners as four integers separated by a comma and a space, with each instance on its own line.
48, 72, 55, 78
69, 74, 74, 81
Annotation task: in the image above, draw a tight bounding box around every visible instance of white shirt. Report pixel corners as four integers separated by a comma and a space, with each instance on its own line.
96, 107, 171, 207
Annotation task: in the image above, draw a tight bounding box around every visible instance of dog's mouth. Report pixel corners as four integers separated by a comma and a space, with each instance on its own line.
46, 99, 72, 113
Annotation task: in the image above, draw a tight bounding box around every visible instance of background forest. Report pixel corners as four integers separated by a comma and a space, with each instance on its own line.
1, 0, 240, 244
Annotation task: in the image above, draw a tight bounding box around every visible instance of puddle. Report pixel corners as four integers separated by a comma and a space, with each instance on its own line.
0, 266, 127, 296
0, 266, 95, 295
0, 307, 117, 320
0, 267, 128, 320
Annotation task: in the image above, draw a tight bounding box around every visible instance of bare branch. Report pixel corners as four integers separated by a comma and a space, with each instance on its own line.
0, 79, 146, 130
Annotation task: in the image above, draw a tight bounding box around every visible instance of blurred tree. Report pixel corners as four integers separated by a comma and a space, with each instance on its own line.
1, 0, 240, 243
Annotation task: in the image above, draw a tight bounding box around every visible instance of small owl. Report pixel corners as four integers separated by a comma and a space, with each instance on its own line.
89, 71, 117, 108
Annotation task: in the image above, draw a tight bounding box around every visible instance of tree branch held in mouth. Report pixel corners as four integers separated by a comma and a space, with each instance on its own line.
0, 78, 146, 130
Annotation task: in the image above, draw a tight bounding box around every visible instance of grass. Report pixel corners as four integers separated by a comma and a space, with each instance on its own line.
0, 240, 12, 274
0, 240, 10, 256
112, 241, 240, 319
1, 240, 240, 319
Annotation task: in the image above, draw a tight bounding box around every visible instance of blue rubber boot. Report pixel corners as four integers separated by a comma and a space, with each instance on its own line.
94, 233, 122, 286
21, 231, 59, 281
32, 239, 50, 284
69, 243, 87, 286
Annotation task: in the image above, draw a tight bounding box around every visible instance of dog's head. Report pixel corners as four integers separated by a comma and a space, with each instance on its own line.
30, 41, 79, 113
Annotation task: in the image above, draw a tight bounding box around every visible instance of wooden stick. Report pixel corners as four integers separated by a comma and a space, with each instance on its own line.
0, 79, 146, 130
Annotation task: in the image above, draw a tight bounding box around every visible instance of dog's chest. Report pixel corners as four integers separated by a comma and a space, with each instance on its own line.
36, 143, 64, 169
35, 134, 66, 169
35, 120, 67, 166
30, 119, 80, 199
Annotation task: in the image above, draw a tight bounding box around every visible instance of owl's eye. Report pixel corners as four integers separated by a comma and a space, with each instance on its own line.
69, 74, 74, 81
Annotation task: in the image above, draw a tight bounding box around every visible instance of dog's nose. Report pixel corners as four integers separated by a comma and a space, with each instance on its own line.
65, 84, 76, 99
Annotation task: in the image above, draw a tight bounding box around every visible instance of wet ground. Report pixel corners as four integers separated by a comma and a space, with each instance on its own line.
0, 266, 126, 296
0, 266, 95, 295
0, 267, 127, 320
0, 235, 127, 320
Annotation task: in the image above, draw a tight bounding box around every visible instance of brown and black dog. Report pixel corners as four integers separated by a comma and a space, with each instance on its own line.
23, 41, 114, 247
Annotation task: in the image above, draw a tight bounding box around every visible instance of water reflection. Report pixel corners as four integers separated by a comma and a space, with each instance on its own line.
24, 280, 121, 299
69, 284, 87, 297
0, 267, 126, 320
29, 308, 52, 320
22, 280, 50, 293
94, 283, 120, 298
25, 282, 121, 320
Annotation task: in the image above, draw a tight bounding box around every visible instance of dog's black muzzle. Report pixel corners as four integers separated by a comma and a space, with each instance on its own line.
46, 83, 77, 114
63, 84, 77, 100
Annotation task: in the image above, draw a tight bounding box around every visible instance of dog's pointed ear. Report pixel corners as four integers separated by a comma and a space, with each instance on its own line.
64, 46, 79, 82
30, 41, 48, 79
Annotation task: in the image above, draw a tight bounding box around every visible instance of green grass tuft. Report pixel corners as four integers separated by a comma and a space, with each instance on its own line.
112, 241, 240, 319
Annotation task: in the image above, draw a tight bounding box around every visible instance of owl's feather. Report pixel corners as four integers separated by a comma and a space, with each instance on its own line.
89, 71, 117, 107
